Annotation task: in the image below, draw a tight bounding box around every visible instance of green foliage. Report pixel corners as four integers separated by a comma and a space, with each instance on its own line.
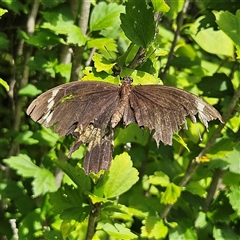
1, 0, 240, 239
120, 0, 155, 48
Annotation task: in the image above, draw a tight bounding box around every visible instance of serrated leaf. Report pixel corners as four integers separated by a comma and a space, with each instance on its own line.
67, 25, 86, 46
102, 223, 138, 239
141, 217, 168, 239
161, 183, 182, 204
53, 160, 91, 192
49, 185, 89, 222
26, 30, 65, 47
224, 143, 240, 174
90, 2, 124, 31
88, 38, 117, 52
3, 154, 40, 178
32, 168, 58, 197
120, 0, 155, 47
99, 152, 139, 198
92, 52, 116, 73
229, 186, 240, 216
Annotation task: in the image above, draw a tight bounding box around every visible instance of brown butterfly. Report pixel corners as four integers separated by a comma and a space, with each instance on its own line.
26, 77, 223, 174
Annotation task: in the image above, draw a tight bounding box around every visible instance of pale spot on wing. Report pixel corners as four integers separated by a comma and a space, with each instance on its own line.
47, 88, 60, 110
196, 100, 205, 112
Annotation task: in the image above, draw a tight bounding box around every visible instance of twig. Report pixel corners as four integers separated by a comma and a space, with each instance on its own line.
203, 168, 225, 212
85, 203, 101, 240
70, 0, 91, 82
160, 0, 190, 81
8, 0, 40, 157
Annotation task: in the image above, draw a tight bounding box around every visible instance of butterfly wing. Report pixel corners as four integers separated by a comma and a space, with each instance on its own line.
130, 85, 223, 146
27, 81, 120, 173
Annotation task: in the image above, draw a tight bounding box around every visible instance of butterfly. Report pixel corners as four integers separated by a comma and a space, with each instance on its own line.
26, 77, 223, 174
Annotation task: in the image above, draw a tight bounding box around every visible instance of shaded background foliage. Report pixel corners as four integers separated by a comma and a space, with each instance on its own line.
0, 0, 240, 239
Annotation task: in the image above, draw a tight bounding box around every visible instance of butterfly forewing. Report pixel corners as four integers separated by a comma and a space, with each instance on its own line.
130, 84, 223, 145
27, 81, 120, 137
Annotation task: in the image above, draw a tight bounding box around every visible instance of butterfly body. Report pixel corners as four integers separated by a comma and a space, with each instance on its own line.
27, 77, 223, 174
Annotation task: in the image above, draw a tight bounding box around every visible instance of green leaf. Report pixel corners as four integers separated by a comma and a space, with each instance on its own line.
190, 16, 234, 56
3, 154, 57, 196
102, 222, 138, 239
115, 123, 150, 147
41, 5, 86, 46
87, 38, 117, 52
0, 32, 9, 50
14, 131, 39, 145
0, 77, 9, 91
215, 10, 240, 47
207, 138, 235, 159
141, 217, 168, 239
53, 160, 91, 193
55, 63, 71, 80
195, 211, 207, 228
185, 181, 206, 197
173, 133, 190, 152
148, 171, 170, 187
224, 143, 240, 174
32, 168, 58, 197
229, 186, 240, 216
169, 220, 197, 240
3, 154, 40, 178
161, 183, 182, 204
49, 185, 89, 222
120, 0, 155, 47
152, 0, 170, 12
98, 152, 139, 198
26, 30, 65, 47
0, 8, 8, 17
90, 2, 124, 31
67, 25, 86, 46
92, 52, 116, 73
165, 0, 184, 19
213, 225, 240, 240
82, 67, 119, 84
18, 83, 42, 97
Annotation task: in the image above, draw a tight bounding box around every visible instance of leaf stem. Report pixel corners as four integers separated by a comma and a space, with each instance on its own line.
85, 203, 101, 240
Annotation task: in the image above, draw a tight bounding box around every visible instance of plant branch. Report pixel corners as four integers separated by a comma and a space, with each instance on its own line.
85, 203, 101, 240
8, 0, 39, 157
160, 0, 190, 81
203, 168, 226, 212
70, 0, 91, 82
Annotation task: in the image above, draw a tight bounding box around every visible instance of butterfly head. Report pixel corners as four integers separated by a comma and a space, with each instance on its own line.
121, 76, 133, 86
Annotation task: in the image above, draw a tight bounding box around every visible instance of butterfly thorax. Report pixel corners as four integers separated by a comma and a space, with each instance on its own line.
110, 77, 133, 128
